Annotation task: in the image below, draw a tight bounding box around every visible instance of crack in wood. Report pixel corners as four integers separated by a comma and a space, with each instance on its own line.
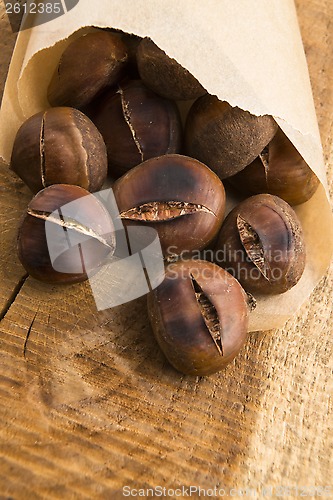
0, 273, 29, 323
23, 309, 38, 359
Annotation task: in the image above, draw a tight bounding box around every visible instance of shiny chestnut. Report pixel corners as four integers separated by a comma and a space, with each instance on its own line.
11, 107, 107, 194
47, 31, 128, 109
148, 259, 251, 375
228, 128, 320, 205
185, 95, 278, 179
137, 37, 207, 101
113, 154, 226, 257
18, 184, 115, 284
91, 79, 182, 177
214, 194, 306, 295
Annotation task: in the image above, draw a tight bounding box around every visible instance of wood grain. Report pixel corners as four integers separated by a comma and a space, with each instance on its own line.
0, 0, 332, 497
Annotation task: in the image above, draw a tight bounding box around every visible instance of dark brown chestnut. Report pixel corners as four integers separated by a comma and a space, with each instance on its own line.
148, 259, 251, 375
17, 184, 115, 284
112, 154, 225, 257
91, 79, 182, 177
185, 95, 278, 179
47, 31, 128, 109
227, 128, 320, 205
214, 194, 306, 295
136, 37, 207, 101
11, 107, 107, 194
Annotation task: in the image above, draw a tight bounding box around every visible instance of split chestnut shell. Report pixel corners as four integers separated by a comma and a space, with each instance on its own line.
11, 107, 107, 194
113, 154, 226, 257
18, 184, 115, 284
148, 259, 250, 375
214, 194, 306, 295
91, 80, 182, 177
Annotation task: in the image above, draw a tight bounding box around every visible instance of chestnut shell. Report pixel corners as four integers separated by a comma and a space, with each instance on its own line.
112, 154, 226, 256
17, 184, 114, 284
228, 128, 320, 205
137, 37, 207, 101
47, 31, 128, 109
91, 80, 183, 177
185, 95, 278, 179
214, 194, 306, 295
11, 107, 107, 194
148, 259, 250, 375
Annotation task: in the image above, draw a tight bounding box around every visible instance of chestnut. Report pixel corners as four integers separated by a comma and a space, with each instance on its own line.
136, 37, 207, 101
47, 31, 128, 109
113, 154, 226, 257
148, 259, 251, 375
17, 184, 115, 284
185, 95, 278, 179
214, 194, 306, 295
227, 128, 320, 205
91, 79, 182, 177
11, 107, 107, 194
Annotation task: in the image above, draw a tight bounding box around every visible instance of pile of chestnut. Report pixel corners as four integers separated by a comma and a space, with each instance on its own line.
11, 30, 319, 376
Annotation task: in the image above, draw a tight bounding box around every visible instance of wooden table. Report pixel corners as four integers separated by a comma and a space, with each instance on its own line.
0, 1, 332, 498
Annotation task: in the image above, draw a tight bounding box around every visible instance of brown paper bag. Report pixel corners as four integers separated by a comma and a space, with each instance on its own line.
0, 0, 332, 331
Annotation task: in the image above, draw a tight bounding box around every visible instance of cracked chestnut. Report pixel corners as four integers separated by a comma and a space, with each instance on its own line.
113, 154, 226, 257
214, 194, 306, 295
148, 259, 251, 375
228, 128, 320, 205
47, 31, 128, 109
91, 79, 182, 177
17, 184, 115, 284
185, 95, 278, 179
11, 107, 107, 194
137, 37, 207, 101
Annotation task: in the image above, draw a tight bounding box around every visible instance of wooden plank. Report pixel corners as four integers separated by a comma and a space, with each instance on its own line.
0, 166, 30, 316
0, 0, 332, 497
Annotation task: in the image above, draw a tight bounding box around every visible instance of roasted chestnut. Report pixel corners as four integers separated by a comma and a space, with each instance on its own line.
18, 184, 115, 284
113, 154, 225, 257
185, 95, 278, 179
148, 259, 251, 375
47, 31, 128, 109
11, 107, 108, 194
136, 37, 207, 101
214, 194, 306, 295
227, 128, 320, 205
91, 80, 182, 177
